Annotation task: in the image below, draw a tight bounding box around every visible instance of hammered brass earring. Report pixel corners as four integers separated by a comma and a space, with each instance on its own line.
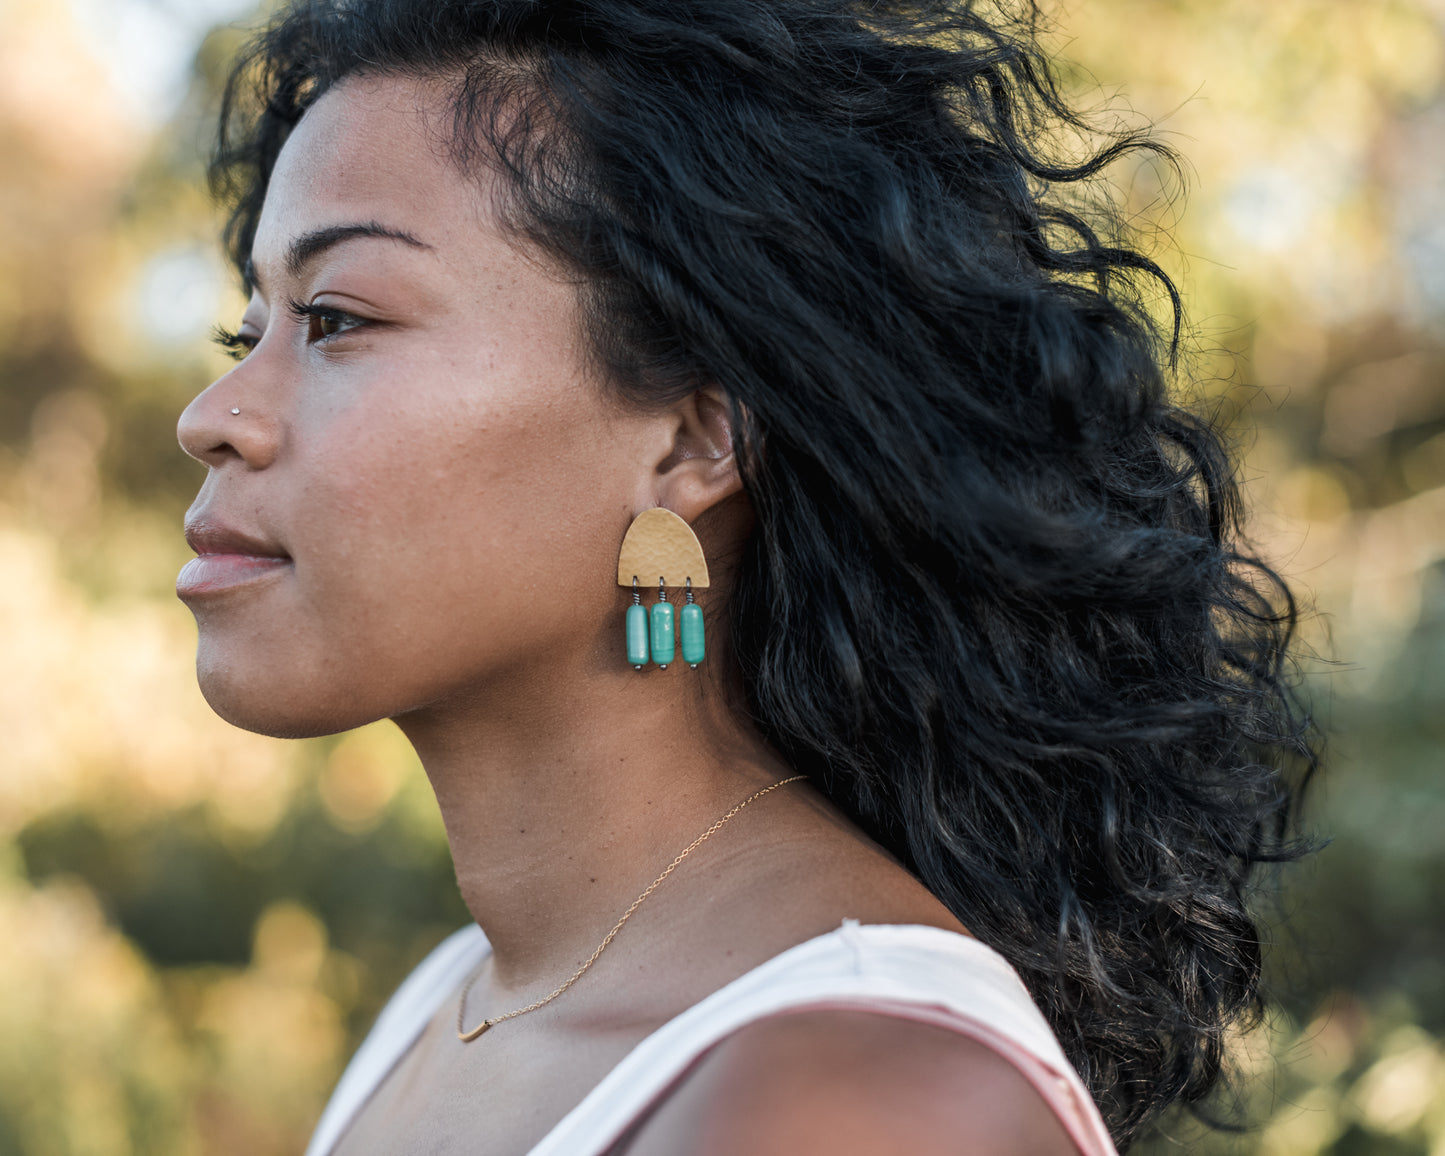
617, 508, 708, 670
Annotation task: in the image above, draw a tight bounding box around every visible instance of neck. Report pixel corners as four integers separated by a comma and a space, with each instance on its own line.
393, 646, 794, 988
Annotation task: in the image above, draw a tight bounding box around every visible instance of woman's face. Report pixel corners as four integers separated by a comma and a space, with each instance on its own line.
177, 74, 670, 737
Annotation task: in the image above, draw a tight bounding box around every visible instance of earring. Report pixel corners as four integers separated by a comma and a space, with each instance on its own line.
617, 507, 709, 671
652, 576, 674, 669
626, 577, 649, 669
682, 578, 705, 668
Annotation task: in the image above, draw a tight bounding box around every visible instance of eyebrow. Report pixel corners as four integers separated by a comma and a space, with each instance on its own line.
243, 221, 433, 293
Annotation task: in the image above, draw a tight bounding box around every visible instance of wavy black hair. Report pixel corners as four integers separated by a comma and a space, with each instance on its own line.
211, 0, 1318, 1146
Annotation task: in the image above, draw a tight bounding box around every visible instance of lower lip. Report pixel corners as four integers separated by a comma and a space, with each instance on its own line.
177, 554, 291, 598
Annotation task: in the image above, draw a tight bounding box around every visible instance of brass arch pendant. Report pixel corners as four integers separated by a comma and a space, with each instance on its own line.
617, 508, 708, 671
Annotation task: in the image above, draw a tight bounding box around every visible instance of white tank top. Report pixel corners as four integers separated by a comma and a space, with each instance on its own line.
304, 921, 1120, 1156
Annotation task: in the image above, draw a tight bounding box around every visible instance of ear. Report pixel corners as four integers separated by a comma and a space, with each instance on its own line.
650, 385, 746, 521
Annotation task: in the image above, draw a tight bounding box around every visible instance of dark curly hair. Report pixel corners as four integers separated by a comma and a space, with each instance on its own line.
211, 0, 1318, 1146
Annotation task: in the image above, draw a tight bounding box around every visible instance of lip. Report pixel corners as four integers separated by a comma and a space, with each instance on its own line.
177, 553, 292, 598
178, 516, 292, 599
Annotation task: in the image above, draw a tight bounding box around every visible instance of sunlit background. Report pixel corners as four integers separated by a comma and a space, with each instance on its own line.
0, 0, 1441, 1152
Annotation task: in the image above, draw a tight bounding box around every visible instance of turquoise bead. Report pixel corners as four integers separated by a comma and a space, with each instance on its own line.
625, 603, 650, 668
681, 602, 705, 666
650, 600, 676, 666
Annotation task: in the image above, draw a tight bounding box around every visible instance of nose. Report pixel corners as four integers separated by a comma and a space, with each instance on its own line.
177, 374, 279, 470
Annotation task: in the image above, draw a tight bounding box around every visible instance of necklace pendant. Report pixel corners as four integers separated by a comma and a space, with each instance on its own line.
452, 776, 805, 1045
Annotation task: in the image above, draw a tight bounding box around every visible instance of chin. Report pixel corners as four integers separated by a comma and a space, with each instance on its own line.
195, 649, 381, 740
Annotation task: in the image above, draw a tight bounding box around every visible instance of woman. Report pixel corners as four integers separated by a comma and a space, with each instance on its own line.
177, 0, 1315, 1152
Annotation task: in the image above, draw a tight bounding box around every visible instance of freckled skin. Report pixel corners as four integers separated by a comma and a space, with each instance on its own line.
176, 75, 1077, 1156
179, 77, 663, 739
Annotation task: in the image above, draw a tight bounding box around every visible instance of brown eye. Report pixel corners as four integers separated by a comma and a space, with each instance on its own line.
286, 298, 363, 343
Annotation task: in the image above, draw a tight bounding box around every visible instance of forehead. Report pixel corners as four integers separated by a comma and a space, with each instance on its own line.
251, 73, 485, 275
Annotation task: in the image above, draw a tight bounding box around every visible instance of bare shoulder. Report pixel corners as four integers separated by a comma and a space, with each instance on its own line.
622, 1008, 1084, 1156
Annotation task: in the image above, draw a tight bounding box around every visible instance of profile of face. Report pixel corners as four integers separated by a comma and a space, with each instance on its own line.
177, 74, 736, 739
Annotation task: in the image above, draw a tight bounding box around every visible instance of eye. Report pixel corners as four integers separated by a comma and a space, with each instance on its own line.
211, 325, 257, 362
286, 298, 365, 344
313, 309, 357, 340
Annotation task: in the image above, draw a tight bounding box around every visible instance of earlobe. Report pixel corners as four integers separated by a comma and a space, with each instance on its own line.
652, 386, 745, 521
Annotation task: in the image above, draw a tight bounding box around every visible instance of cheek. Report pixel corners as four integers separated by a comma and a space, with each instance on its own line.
285, 366, 636, 679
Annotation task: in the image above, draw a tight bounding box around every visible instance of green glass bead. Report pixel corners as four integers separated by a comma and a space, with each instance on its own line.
650, 600, 676, 666
626, 603, 650, 668
681, 602, 705, 666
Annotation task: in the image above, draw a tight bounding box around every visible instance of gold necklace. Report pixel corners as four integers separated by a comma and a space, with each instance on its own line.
456, 775, 806, 1042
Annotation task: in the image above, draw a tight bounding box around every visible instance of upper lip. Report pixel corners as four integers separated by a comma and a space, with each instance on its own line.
184, 516, 291, 559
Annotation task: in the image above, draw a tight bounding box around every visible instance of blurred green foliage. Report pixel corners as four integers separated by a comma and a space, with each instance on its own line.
0, 0, 1442, 1152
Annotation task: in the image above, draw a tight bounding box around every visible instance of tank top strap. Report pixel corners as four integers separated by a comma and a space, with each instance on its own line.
304, 924, 489, 1156
305, 921, 1119, 1156
530, 921, 1118, 1156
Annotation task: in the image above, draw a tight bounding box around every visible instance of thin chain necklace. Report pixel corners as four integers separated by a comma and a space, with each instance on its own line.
456, 775, 806, 1042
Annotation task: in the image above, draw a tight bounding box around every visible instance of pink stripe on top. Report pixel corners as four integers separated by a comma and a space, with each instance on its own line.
306, 921, 1119, 1156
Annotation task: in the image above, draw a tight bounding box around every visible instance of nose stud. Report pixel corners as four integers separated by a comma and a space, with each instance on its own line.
230, 408, 241, 415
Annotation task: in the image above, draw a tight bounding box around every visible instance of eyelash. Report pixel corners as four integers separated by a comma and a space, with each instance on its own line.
210, 302, 364, 361
285, 298, 364, 344
211, 325, 255, 362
